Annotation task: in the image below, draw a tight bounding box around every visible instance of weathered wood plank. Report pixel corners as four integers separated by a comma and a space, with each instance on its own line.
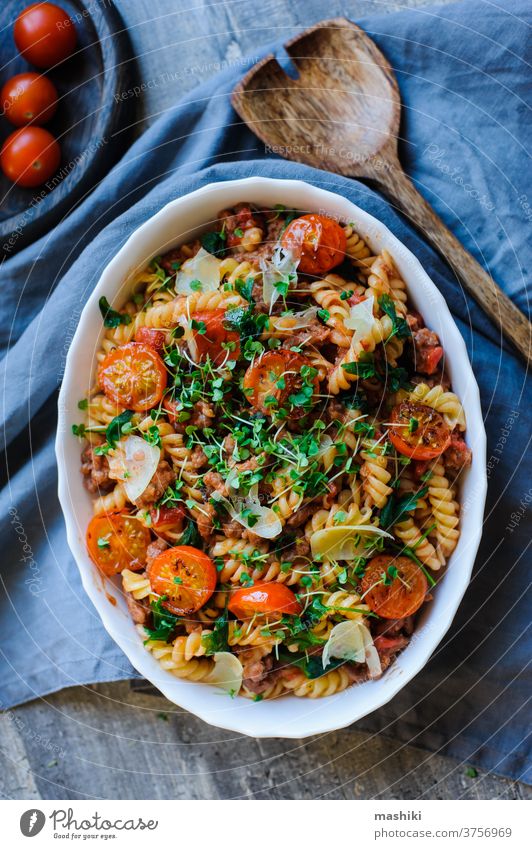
1, 683, 530, 800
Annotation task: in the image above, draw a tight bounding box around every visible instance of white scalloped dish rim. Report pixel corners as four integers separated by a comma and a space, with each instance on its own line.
56, 176, 487, 738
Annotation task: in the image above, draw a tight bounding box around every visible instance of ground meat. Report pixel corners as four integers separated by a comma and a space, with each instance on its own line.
282, 537, 311, 560
244, 214, 286, 263
321, 481, 339, 510
326, 398, 349, 423
443, 431, 472, 474
196, 502, 216, 541
159, 249, 181, 276
223, 435, 236, 455
241, 652, 279, 695
286, 500, 318, 528
190, 445, 208, 470
413, 327, 444, 375
125, 592, 150, 626
191, 400, 215, 429
280, 320, 331, 349
218, 204, 265, 250
221, 519, 246, 539
80, 445, 114, 494
134, 460, 176, 510
203, 470, 228, 497
406, 311, 424, 333
373, 616, 414, 637
146, 538, 168, 570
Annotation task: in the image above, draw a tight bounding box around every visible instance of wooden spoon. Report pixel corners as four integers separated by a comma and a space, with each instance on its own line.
232, 18, 531, 364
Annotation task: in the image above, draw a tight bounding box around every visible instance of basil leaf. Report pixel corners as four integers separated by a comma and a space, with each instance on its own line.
380, 487, 428, 529
99, 296, 131, 329
105, 410, 134, 448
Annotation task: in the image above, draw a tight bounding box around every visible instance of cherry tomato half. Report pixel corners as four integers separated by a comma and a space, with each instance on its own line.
389, 400, 451, 461
134, 326, 166, 354
281, 213, 346, 275
191, 309, 240, 365
242, 349, 319, 417
228, 582, 302, 620
361, 555, 428, 619
86, 513, 150, 577
1, 126, 60, 187
14, 3, 77, 68
98, 342, 167, 412
1, 72, 58, 126
148, 545, 217, 615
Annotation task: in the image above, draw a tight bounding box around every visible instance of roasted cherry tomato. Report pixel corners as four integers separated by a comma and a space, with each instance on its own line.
1, 126, 60, 187
134, 326, 166, 353
281, 213, 346, 275
148, 545, 217, 615
149, 505, 186, 536
361, 555, 428, 619
389, 400, 451, 461
98, 342, 167, 412
191, 309, 240, 365
86, 513, 150, 577
1, 72, 58, 126
14, 3, 77, 68
242, 349, 319, 417
228, 582, 302, 619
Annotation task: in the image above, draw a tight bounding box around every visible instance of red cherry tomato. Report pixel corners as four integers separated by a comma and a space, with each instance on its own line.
148, 545, 217, 615
134, 326, 166, 353
228, 582, 302, 619
0, 126, 60, 187
191, 309, 240, 365
389, 401, 451, 461
149, 505, 186, 536
98, 342, 167, 412
14, 3, 77, 68
242, 349, 319, 417
86, 513, 150, 577
281, 213, 346, 275
1, 72, 58, 126
361, 555, 428, 619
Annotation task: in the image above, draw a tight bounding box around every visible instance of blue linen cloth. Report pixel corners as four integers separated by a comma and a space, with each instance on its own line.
0, 0, 530, 782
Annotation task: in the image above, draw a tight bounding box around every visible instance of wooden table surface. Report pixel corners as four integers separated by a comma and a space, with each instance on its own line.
2, 0, 530, 802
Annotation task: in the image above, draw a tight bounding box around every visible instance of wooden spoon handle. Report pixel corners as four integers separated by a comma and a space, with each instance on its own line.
371, 164, 532, 364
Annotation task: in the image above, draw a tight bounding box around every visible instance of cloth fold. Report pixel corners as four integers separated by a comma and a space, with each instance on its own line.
1, 0, 530, 782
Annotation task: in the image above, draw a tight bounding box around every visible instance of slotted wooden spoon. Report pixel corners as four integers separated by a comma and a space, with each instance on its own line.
232, 18, 531, 363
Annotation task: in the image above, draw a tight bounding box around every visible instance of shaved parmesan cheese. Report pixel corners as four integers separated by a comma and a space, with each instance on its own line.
207, 652, 243, 695
175, 247, 221, 295
322, 620, 381, 678
108, 436, 160, 503
211, 491, 282, 540
322, 620, 366, 669
271, 306, 319, 332
310, 524, 393, 561
260, 245, 299, 312
344, 294, 375, 343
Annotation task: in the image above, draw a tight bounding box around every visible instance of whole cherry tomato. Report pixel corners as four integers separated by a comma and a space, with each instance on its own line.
134, 326, 166, 354
148, 545, 217, 615
389, 400, 451, 461
14, 3, 77, 68
191, 309, 240, 365
242, 349, 319, 417
86, 513, 150, 577
149, 505, 186, 537
361, 555, 428, 619
1, 72, 58, 126
281, 213, 346, 275
228, 582, 302, 619
0, 126, 60, 187
98, 342, 167, 412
